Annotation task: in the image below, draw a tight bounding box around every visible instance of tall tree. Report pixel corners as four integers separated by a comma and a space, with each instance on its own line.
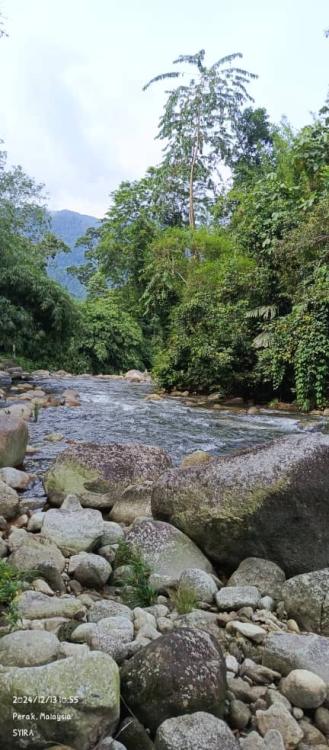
144, 50, 256, 228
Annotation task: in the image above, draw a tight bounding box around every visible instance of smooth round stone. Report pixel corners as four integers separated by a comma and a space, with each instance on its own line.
178, 568, 218, 603
280, 669, 327, 709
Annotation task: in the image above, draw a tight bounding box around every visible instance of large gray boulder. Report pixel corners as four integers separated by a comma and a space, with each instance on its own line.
152, 434, 329, 576
41, 495, 104, 556
0, 651, 120, 750
0, 413, 28, 468
121, 628, 227, 733
110, 481, 154, 524
44, 442, 172, 509
155, 712, 239, 749
282, 569, 329, 635
124, 519, 213, 584
262, 633, 329, 687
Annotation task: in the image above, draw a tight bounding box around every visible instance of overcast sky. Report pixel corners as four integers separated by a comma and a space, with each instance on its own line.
0, 0, 328, 217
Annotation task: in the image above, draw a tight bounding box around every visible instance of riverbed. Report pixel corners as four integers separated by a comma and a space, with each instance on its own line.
19, 375, 308, 495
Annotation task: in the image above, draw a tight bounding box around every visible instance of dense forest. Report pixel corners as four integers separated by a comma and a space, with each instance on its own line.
1, 46, 329, 410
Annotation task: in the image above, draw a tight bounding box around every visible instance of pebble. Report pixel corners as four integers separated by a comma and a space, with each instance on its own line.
256, 704, 304, 747
227, 620, 267, 643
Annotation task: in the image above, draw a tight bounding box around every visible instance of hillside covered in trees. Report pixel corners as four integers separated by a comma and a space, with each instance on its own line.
1, 47, 329, 410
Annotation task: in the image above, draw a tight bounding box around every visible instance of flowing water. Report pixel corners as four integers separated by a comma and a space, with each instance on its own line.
13, 375, 309, 497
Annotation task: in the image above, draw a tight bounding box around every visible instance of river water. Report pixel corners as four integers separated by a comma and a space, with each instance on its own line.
19, 375, 308, 494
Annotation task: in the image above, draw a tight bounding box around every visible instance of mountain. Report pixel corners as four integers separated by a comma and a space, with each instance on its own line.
47, 209, 100, 297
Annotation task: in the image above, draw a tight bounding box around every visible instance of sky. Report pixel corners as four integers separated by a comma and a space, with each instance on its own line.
0, 0, 328, 217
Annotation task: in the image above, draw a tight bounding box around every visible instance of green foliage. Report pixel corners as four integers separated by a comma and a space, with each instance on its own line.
0, 561, 37, 627
171, 587, 198, 614
115, 539, 157, 608
71, 295, 145, 374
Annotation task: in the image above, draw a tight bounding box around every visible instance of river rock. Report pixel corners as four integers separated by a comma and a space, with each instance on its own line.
41, 495, 104, 555
282, 569, 329, 635
0, 651, 120, 750
280, 669, 327, 709
88, 600, 133, 623
0, 480, 19, 519
228, 558, 286, 600
124, 369, 148, 382
155, 712, 239, 749
44, 442, 171, 509
0, 630, 60, 666
15, 590, 86, 620
124, 519, 213, 582
0, 414, 28, 468
216, 585, 260, 610
120, 628, 227, 733
90, 615, 134, 661
100, 521, 125, 545
110, 481, 154, 524
262, 633, 329, 687
0, 466, 34, 490
180, 451, 215, 469
256, 704, 303, 747
68, 552, 112, 588
8, 531, 65, 575
178, 568, 218, 603
151, 434, 329, 575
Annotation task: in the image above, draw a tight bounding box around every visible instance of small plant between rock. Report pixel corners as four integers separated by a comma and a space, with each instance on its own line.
171, 587, 198, 614
0, 560, 38, 628
115, 539, 157, 608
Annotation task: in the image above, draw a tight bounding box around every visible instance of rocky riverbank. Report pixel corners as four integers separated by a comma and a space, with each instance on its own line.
0, 367, 328, 749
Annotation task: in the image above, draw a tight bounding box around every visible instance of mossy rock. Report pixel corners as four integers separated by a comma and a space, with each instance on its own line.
44, 442, 172, 509
152, 434, 329, 576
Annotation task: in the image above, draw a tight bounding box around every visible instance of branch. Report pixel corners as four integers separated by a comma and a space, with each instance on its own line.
143, 72, 180, 91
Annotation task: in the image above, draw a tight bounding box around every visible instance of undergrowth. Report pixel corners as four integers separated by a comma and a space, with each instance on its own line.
171, 587, 198, 614
115, 539, 157, 608
0, 560, 38, 627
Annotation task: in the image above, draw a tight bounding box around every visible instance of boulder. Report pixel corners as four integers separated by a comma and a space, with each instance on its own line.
280, 669, 327, 709
178, 568, 218, 603
282, 569, 329, 635
151, 434, 329, 575
110, 481, 154, 524
0, 480, 19, 519
228, 558, 286, 600
41, 495, 104, 555
124, 370, 149, 383
44, 442, 171, 509
15, 590, 86, 620
262, 633, 329, 688
90, 615, 134, 662
100, 522, 125, 545
0, 651, 120, 750
155, 712, 239, 749
116, 717, 155, 750
0, 467, 34, 490
216, 586, 260, 611
0, 414, 28, 468
8, 532, 65, 576
256, 705, 303, 747
88, 600, 133, 623
0, 630, 60, 667
120, 628, 227, 733
124, 519, 213, 583
68, 552, 111, 588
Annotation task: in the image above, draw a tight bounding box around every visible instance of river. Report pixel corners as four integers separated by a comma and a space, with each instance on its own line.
17, 375, 308, 497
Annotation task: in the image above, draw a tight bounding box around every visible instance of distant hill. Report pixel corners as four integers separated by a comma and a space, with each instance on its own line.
47, 209, 100, 297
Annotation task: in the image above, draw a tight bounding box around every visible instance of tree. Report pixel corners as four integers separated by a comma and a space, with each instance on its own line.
144, 49, 256, 228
